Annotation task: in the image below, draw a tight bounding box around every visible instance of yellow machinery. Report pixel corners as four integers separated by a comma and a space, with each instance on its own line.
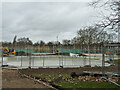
8, 48, 16, 55
0, 47, 16, 56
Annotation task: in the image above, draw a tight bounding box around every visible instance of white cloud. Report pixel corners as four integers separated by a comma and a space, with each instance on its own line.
2, 2, 102, 43
2, 0, 93, 3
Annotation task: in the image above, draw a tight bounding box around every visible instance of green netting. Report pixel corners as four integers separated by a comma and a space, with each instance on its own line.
57, 49, 118, 54
14, 49, 36, 53
57, 49, 82, 54
14, 48, 119, 54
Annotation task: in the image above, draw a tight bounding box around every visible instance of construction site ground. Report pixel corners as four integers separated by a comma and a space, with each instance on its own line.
2, 69, 54, 89
2, 62, 119, 89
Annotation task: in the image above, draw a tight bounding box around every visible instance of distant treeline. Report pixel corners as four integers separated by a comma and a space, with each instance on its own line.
2, 26, 117, 50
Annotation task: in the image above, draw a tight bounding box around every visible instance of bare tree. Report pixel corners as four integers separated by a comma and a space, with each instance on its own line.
71, 26, 117, 51
90, 0, 120, 32
13, 35, 17, 48
39, 40, 45, 47
62, 39, 70, 45
17, 37, 33, 48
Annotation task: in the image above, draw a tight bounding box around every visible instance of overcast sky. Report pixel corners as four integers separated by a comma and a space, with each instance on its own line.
2, 1, 102, 43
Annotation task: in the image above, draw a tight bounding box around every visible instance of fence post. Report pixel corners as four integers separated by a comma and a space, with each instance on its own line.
21, 56, 22, 67
88, 45, 91, 66
43, 56, 44, 67
32, 56, 34, 67
59, 56, 60, 67
72, 56, 73, 66
102, 43, 105, 77
29, 55, 31, 68
62, 55, 63, 67
1, 49, 3, 66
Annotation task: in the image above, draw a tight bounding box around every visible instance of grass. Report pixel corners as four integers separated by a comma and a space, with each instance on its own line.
34, 74, 55, 82
32, 74, 119, 88
55, 81, 120, 88
114, 59, 120, 62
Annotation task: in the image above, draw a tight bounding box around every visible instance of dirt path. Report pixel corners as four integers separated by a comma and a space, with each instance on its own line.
2, 68, 54, 89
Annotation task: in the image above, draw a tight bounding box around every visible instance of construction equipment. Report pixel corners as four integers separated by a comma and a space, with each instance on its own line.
9, 48, 16, 55
0, 47, 16, 56
0, 47, 9, 56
